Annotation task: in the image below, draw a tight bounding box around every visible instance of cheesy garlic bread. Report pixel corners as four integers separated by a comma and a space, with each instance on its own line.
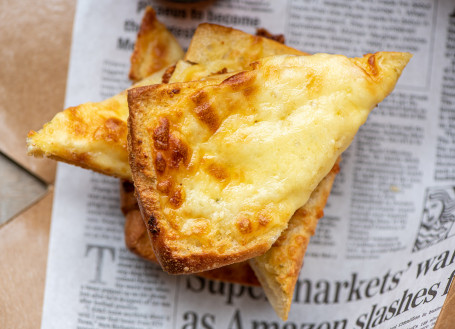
127, 52, 411, 275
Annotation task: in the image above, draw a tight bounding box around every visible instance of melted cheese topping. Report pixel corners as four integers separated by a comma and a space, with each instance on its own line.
27, 69, 166, 180
129, 52, 411, 257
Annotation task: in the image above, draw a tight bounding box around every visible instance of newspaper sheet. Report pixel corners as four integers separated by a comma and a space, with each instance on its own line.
41, 0, 455, 328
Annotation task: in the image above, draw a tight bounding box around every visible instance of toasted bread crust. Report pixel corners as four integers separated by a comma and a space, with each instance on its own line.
129, 7, 184, 82
185, 23, 306, 65
255, 28, 285, 44
120, 180, 260, 286
249, 159, 340, 320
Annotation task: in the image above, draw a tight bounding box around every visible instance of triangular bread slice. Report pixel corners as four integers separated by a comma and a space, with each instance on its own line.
249, 159, 340, 320
129, 7, 184, 83
127, 52, 411, 274
27, 69, 167, 180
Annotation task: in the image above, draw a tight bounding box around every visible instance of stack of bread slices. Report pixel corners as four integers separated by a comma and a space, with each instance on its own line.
27, 7, 411, 320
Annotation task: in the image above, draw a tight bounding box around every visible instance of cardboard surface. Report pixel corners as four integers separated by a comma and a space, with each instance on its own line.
0, 1, 74, 327
0, 190, 53, 329
0, 153, 47, 225
0, 0, 76, 184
